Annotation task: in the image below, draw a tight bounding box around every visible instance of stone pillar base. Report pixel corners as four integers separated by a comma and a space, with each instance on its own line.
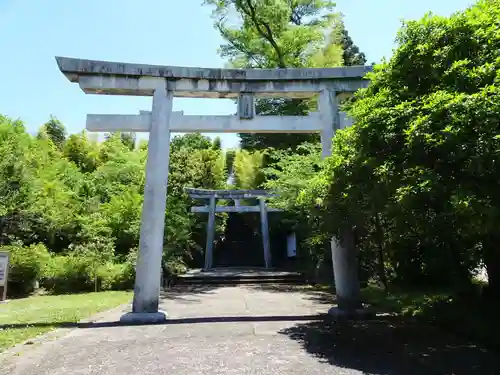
120, 311, 168, 325
327, 306, 374, 321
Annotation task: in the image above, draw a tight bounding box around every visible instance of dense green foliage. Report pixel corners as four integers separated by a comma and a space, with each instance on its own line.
265, 0, 500, 297
0, 119, 227, 296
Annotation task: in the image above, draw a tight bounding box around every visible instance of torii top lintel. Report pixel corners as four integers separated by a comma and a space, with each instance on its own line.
55, 56, 373, 98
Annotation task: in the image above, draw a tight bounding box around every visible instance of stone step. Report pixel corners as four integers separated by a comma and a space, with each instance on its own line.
176, 277, 306, 286
175, 268, 306, 286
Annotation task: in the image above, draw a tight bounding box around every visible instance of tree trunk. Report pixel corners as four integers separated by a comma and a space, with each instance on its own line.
483, 234, 500, 302
374, 213, 388, 290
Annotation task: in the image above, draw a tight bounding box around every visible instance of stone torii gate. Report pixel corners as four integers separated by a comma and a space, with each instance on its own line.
185, 188, 281, 270
55, 56, 372, 323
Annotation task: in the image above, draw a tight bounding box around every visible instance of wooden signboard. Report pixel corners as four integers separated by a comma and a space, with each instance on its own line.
0, 251, 10, 302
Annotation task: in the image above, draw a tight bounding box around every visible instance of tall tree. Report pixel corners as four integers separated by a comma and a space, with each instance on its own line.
63, 131, 101, 173
225, 149, 236, 176
315, 0, 500, 292
233, 150, 265, 189
170, 133, 213, 153
204, 0, 345, 151
333, 20, 367, 66
40, 115, 66, 150
120, 132, 137, 151
212, 136, 222, 150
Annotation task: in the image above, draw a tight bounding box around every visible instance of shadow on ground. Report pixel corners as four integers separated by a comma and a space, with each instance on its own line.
280, 315, 500, 375
159, 284, 224, 303
249, 284, 336, 305
0, 314, 324, 330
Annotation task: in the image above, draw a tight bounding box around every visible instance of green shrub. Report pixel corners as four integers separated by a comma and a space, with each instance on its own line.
4, 243, 50, 296
41, 255, 95, 293
164, 256, 187, 276
41, 254, 135, 294
97, 262, 134, 291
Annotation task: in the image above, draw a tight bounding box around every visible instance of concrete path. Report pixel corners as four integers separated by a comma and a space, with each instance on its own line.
1, 285, 499, 375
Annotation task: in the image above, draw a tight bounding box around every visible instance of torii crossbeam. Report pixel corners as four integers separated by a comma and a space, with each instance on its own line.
86, 110, 354, 134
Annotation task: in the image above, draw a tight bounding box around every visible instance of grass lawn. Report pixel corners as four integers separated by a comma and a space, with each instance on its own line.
360, 286, 452, 315
306, 283, 453, 315
0, 291, 132, 352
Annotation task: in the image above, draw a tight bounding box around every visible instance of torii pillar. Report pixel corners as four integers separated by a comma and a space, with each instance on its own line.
319, 90, 367, 317
127, 81, 172, 323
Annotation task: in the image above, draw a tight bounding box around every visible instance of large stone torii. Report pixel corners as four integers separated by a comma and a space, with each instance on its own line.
56, 56, 372, 323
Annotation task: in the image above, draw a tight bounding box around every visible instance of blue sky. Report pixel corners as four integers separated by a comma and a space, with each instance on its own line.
0, 0, 473, 149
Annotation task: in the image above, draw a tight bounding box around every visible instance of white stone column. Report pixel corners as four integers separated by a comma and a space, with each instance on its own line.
320, 89, 336, 159
259, 197, 272, 268
330, 235, 362, 310
121, 79, 172, 324
204, 196, 216, 270
319, 88, 363, 315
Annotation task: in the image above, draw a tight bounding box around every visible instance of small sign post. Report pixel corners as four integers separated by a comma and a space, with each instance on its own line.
0, 251, 10, 303
287, 232, 297, 258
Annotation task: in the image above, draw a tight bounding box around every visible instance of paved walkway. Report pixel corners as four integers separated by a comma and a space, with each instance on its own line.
1, 285, 499, 375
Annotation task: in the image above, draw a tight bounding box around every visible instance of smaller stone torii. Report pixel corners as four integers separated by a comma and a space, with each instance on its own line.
185, 188, 281, 270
